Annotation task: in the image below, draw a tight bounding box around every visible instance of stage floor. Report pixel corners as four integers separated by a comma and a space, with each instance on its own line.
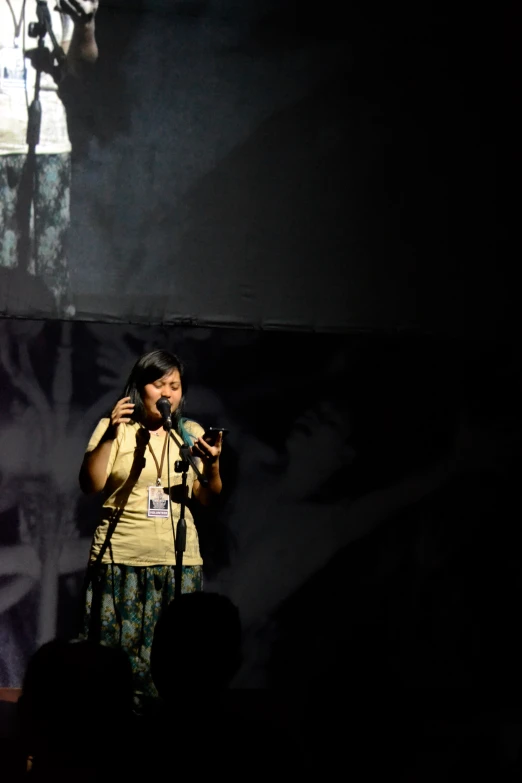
0, 689, 21, 703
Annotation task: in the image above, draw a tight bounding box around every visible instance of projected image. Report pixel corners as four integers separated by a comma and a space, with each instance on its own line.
1, 2, 492, 335
0, 0, 98, 317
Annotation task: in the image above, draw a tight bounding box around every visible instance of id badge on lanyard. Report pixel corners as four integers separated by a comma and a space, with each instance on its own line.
148, 485, 169, 518
147, 432, 170, 518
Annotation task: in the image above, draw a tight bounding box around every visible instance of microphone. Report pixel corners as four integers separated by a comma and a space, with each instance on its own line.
156, 397, 172, 431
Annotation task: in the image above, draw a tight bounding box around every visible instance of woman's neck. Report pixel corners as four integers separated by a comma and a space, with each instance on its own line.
144, 418, 165, 435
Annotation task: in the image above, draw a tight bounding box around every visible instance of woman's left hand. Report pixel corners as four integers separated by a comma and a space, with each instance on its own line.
191, 431, 223, 466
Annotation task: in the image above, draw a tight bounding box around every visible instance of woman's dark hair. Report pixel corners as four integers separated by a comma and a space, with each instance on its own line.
122, 349, 193, 444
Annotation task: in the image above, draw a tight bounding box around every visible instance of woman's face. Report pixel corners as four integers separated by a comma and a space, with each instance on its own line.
142, 368, 183, 424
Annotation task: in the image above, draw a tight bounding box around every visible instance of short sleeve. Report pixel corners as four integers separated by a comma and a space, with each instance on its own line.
86, 418, 111, 452
183, 420, 204, 441
86, 418, 121, 479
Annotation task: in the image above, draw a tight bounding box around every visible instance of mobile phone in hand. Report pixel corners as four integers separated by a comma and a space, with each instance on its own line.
202, 427, 229, 445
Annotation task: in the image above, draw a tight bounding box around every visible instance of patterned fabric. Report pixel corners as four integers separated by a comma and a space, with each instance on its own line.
81, 563, 203, 706
0, 152, 73, 315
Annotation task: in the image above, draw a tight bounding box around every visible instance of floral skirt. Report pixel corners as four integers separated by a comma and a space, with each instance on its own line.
81, 563, 203, 706
0, 152, 73, 315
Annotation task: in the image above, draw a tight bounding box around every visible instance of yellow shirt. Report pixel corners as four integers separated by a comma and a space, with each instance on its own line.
86, 418, 205, 566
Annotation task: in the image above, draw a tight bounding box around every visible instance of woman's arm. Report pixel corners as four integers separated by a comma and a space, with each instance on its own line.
192, 431, 223, 506
79, 426, 115, 494
59, 0, 99, 75
79, 398, 134, 494
193, 459, 223, 506
79, 397, 134, 495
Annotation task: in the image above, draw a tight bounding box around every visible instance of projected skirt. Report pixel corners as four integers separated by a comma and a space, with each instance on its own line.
0, 152, 73, 316
81, 563, 203, 706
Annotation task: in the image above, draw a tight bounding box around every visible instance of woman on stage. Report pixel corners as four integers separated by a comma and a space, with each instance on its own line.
79, 349, 223, 706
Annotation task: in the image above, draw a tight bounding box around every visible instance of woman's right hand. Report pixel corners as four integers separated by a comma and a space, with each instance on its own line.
110, 397, 135, 434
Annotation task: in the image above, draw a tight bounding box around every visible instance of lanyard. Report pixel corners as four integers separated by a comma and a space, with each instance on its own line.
147, 433, 169, 486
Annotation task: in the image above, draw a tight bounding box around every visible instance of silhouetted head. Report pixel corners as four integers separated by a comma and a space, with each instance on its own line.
151, 592, 242, 697
18, 638, 133, 766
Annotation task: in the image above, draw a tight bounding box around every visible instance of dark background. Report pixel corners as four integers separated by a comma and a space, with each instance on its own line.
1, 0, 521, 777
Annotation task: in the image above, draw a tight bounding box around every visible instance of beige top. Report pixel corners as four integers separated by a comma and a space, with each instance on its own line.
86, 418, 205, 566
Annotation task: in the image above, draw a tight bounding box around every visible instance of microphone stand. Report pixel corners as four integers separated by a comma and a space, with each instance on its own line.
26, 1, 66, 149
171, 435, 208, 600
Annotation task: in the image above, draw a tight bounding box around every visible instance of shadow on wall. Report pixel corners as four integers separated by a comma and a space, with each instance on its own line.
264, 356, 522, 693
60, 2, 148, 158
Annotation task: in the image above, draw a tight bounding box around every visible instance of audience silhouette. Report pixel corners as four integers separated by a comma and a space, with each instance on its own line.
150, 591, 243, 694
2, 594, 303, 779
5, 595, 522, 780
146, 591, 301, 775
14, 637, 135, 780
